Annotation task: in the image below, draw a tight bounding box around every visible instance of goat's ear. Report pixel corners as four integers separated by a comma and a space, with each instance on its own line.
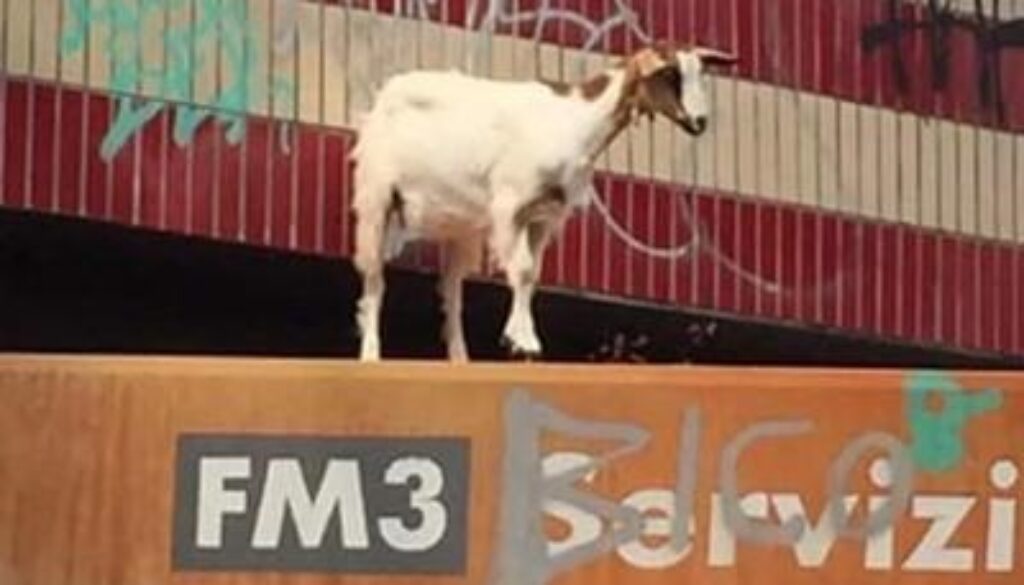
694, 47, 739, 68
633, 46, 674, 78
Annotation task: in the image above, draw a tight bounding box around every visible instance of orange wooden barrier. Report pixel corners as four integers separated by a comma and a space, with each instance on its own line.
0, 355, 1022, 585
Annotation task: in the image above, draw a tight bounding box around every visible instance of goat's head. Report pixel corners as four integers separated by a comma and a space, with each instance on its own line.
627, 43, 738, 136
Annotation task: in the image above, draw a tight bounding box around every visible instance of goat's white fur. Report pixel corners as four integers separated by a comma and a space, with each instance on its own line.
351, 46, 730, 361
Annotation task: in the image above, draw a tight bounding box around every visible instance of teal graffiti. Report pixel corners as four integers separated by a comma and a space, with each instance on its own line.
62, 0, 294, 161
904, 371, 1003, 472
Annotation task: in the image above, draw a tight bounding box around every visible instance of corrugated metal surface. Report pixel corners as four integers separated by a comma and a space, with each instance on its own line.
1, 0, 1023, 356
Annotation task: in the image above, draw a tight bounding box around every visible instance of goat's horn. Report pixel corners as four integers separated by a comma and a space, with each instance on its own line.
693, 47, 739, 66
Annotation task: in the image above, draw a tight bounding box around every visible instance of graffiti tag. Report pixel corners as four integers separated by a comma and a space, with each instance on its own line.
495, 372, 1008, 583
62, 0, 294, 161
904, 370, 1003, 472
861, 0, 1024, 121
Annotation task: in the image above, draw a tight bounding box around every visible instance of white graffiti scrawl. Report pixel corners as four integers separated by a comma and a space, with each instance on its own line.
467, 0, 651, 50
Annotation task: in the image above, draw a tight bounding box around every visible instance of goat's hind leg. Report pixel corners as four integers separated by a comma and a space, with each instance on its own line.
438, 233, 482, 363
353, 197, 389, 362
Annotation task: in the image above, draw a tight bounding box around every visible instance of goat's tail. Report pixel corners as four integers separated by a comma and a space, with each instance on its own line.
381, 188, 408, 261
350, 112, 371, 161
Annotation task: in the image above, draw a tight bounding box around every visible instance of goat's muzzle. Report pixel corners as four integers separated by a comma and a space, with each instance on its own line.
660, 107, 708, 136
679, 115, 708, 136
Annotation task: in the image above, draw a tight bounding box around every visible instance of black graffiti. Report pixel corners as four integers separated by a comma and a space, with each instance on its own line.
861, 0, 1024, 121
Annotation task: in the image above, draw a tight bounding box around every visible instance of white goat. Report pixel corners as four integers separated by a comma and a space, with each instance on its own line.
351, 43, 737, 362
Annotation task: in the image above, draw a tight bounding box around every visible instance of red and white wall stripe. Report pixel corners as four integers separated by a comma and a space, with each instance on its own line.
2, 0, 1023, 356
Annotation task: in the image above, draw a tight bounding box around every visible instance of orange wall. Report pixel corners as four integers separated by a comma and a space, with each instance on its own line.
1, 355, 1022, 584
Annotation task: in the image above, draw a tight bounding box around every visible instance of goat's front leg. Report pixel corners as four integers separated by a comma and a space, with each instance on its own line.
438, 234, 482, 363
504, 231, 543, 357
490, 198, 548, 358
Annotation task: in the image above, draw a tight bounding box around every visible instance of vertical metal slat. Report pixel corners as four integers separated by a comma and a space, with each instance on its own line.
315, 0, 327, 254
24, 0, 37, 211
0, 0, 8, 209
52, 0, 66, 214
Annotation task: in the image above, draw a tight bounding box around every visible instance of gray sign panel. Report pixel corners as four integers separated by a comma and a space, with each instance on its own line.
173, 434, 470, 574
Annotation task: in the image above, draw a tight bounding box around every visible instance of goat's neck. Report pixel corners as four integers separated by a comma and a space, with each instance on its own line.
575, 67, 641, 166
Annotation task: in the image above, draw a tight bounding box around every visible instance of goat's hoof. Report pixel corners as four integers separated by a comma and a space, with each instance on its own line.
516, 350, 541, 362
501, 335, 542, 362
510, 347, 542, 362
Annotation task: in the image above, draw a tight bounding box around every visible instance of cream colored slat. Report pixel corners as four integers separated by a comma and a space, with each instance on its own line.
417, 6, 446, 71
938, 123, 959, 232
800, 93, 826, 207
199, 0, 223, 111
651, 117, 673, 181
6, 0, 29, 75
694, 112, 715, 190
514, 33, 540, 81
322, 3, 348, 128
736, 81, 758, 197
977, 129, 997, 238
620, 123, 643, 191
918, 119, 939, 229
775, 89, 800, 205
537, 42, 561, 84
137, 0, 166, 98
836, 101, 860, 215
756, 83, 780, 201
33, 0, 57, 79
442, 4, 467, 72
858, 105, 880, 218
295, 1, 323, 126
818, 98, 840, 210
87, 0, 113, 90
486, 32, 513, 81
160, 0, 196, 108
711, 76, 739, 196
268, 0, 298, 120
995, 134, 1015, 241
897, 112, 921, 226
344, 9, 376, 120
0, 0, 5, 72
957, 125, 978, 235
242, 0, 270, 116
406, 15, 431, 74
878, 109, 899, 222
898, 113, 919, 225
57, 0, 85, 85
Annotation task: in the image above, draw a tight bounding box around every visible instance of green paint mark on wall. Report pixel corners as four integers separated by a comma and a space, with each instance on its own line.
904, 371, 1003, 472
62, 0, 294, 161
